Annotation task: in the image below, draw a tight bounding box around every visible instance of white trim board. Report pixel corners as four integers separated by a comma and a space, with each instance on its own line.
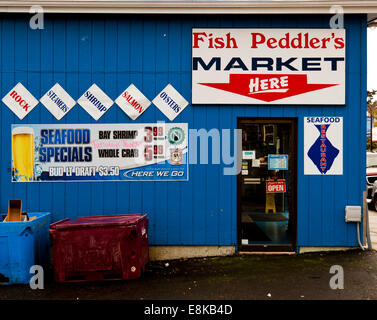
1, 1, 377, 15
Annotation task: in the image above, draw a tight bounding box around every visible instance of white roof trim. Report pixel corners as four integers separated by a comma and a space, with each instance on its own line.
0, 1, 377, 14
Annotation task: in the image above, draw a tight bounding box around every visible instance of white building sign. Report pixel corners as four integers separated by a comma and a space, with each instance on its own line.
153, 84, 188, 121
115, 84, 151, 120
192, 29, 345, 105
40, 83, 76, 120
77, 84, 114, 120
2, 83, 39, 120
304, 117, 343, 175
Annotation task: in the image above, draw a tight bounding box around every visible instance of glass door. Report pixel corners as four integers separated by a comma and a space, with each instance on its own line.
238, 119, 297, 251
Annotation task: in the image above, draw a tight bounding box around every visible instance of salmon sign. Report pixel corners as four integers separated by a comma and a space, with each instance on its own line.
115, 84, 151, 120
266, 180, 286, 193
192, 29, 345, 104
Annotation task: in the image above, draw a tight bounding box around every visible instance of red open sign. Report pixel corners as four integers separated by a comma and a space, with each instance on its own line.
266, 180, 286, 193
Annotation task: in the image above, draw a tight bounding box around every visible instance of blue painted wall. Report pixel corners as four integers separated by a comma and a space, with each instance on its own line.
0, 14, 366, 248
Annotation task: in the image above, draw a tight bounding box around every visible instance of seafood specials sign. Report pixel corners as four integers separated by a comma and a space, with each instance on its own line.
11, 123, 188, 182
304, 117, 343, 175
192, 29, 345, 104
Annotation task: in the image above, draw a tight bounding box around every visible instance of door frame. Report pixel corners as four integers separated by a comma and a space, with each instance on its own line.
237, 117, 298, 252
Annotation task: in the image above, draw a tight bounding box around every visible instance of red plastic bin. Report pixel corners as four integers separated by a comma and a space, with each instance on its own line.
49, 214, 149, 282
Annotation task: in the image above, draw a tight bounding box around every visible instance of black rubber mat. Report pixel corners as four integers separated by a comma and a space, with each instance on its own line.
241, 222, 271, 241
246, 213, 289, 222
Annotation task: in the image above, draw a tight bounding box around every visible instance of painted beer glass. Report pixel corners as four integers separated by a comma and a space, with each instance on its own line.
12, 127, 35, 181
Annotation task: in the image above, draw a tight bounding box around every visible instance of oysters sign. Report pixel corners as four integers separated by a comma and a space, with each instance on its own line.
192, 29, 345, 104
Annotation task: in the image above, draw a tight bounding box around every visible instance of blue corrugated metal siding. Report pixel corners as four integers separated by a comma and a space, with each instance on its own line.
0, 14, 366, 247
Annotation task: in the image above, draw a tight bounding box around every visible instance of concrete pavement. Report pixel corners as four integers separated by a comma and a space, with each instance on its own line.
1, 250, 377, 300
1, 213, 377, 301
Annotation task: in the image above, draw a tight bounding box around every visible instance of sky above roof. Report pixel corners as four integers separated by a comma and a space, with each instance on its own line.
368, 27, 377, 90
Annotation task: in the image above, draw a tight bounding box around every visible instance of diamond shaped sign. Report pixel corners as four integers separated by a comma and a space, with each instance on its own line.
115, 84, 151, 120
153, 84, 188, 121
2, 83, 39, 120
77, 84, 113, 120
40, 83, 76, 120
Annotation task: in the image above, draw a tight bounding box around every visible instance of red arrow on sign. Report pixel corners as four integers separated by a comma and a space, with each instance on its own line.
198, 74, 338, 102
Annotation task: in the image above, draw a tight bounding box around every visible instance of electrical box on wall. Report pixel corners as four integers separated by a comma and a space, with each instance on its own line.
345, 206, 362, 223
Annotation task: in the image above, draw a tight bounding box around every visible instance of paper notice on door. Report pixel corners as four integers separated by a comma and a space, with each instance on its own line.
241, 239, 248, 245
252, 159, 260, 167
242, 150, 255, 160
242, 170, 248, 175
268, 154, 288, 170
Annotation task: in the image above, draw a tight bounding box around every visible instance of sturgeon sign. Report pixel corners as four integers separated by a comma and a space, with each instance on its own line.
192, 28, 345, 105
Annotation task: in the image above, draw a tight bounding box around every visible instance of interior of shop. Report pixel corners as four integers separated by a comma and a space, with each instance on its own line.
239, 121, 293, 246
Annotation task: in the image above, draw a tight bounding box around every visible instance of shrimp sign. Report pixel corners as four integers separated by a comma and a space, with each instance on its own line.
192, 28, 345, 105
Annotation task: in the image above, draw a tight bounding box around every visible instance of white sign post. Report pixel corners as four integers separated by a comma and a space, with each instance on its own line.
372, 127, 377, 142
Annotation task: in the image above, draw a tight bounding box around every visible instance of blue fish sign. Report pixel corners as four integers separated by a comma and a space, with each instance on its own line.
307, 124, 339, 174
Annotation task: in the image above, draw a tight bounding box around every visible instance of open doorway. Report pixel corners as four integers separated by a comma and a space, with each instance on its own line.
238, 118, 297, 252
